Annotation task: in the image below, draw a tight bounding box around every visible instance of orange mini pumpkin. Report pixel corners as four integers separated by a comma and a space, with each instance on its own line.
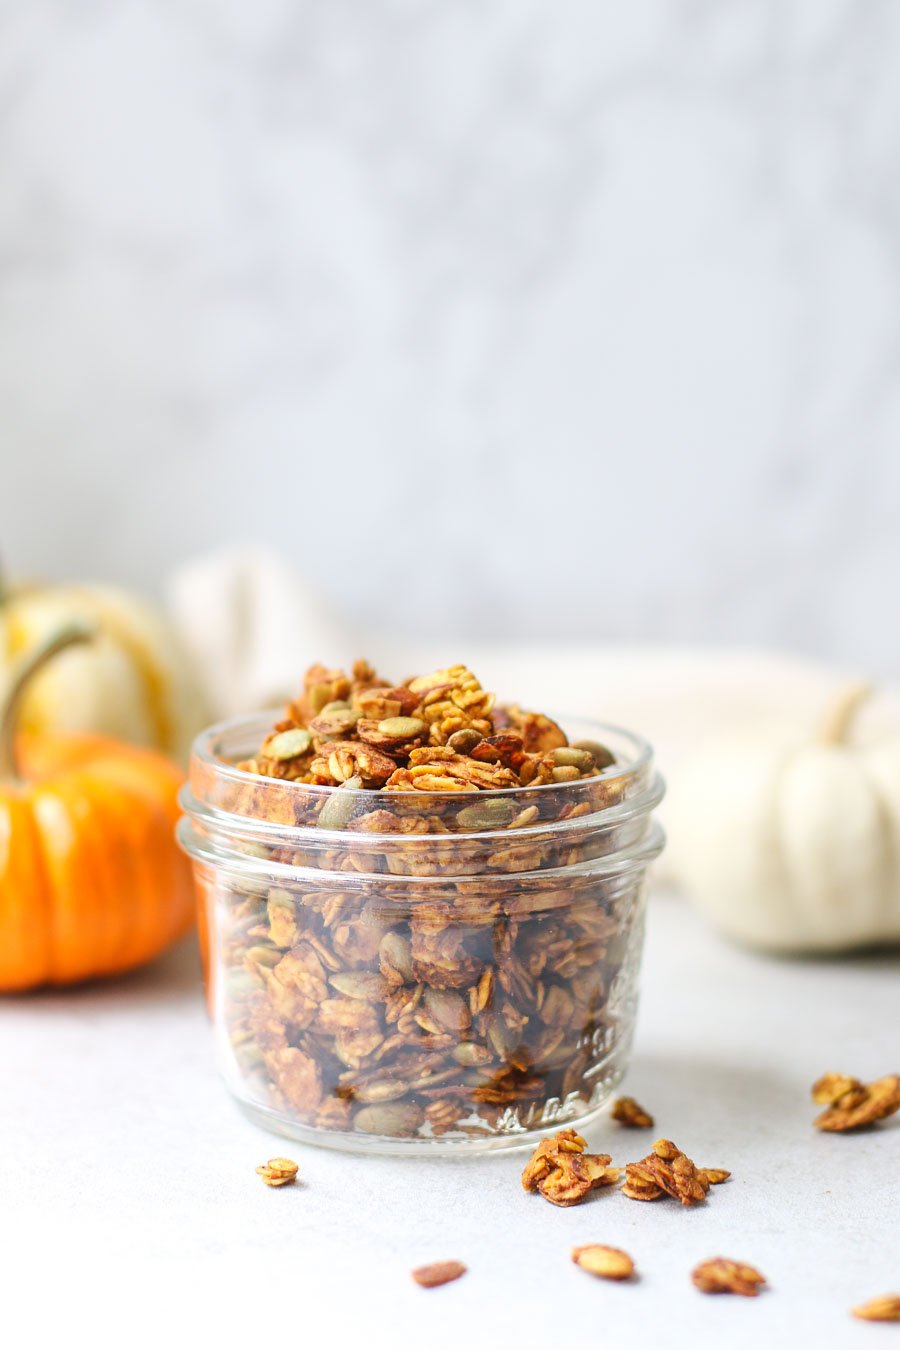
0, 623, 195, 990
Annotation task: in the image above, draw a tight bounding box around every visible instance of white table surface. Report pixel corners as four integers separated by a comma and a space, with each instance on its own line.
3, 892, 898, 1350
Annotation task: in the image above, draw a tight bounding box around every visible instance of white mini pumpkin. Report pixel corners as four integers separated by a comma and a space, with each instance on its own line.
0, 581, 208, 763
666, 684, 900, 952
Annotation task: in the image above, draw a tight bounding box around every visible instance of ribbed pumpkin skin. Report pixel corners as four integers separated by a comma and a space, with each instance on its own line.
0, 734, 194, 990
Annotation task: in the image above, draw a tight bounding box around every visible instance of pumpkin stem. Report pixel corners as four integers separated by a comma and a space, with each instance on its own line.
818, 681, 873, 745
0, 621, 96, 780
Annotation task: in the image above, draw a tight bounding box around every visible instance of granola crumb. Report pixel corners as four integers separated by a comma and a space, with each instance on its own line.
412, 1261, 467, 1288
255, 1157, 299, 1187
610, 1096, 654, 1129
572, 1244, 635, 1281
692, 1258, 766, 1297
852, 1295, 900, 1322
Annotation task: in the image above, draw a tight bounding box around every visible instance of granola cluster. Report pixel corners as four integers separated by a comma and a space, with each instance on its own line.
213, 660, 652, 1143
521, 1128, 620, 1206
811, 1072, 900, 1132
622, 1138, 730, 1206
239, 660, 613, 797
521, 1130, 729, 1209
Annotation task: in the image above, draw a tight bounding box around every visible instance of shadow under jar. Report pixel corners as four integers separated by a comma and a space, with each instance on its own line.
178, 713, 665, 1155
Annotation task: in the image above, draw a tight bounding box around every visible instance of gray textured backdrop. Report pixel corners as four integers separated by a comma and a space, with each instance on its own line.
2, 2, 899, 671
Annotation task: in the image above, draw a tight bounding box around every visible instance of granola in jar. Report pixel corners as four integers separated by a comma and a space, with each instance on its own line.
179, 660, 665, 1150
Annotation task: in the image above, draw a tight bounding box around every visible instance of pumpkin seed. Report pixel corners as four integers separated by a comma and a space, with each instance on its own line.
234, 1043, 264, 1071
226, 969, 265, 998
552, 746, 595, 771
310, 708, 361, 736
447, 728, 482, 755
353, 1079, 410, 1104
266, 887, 295, 911
452, 1042, 493, 1067
424, 988, 470, 1033
456, 798, 516, 831
551, 765, 581, 783
329, 971, 390, 1001
264, 728, 312, 761
321, 700, 351, 713
238, 842, 271, 861
247, 945, 281, 968
377, 716, 426, 737
310, 682, 335, 713
318, 778, 363, 829
487, 1017, 518, 1058
354, 1102, 424, 1136
573, 738, 615, 770
379, 932, 414, 983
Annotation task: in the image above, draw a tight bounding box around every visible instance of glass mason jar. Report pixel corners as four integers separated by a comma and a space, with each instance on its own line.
178, 713, 664, 1154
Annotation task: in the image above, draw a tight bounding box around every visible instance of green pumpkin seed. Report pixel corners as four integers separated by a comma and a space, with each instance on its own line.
318, 778, 363, 829
310, 682, 335, 713
377, 716, 426, 737
321, 700, 351, 712
456, 798, 516, 831
329, 971, 390, 1000
225, 969, 265, 998
233, 1043, 264, 1072
424, 988, 470, 1033
266, 887, 295, 911
354, 1102, 424, 1136
452, 1042, 493, 1067
353, 1079, 410, 1104
447, 728, 483, 755
573, 738, 616, 770
552, 746, 595, 771
551, 765, 581, 783
379, 932, 414, 983
311, 708, 361, 736
487, 1018, 518, 1059
265, 728, 312, 761
247, 945, 281, 968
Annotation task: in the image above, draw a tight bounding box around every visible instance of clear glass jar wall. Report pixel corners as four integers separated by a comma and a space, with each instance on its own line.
179, 714, 665, 1154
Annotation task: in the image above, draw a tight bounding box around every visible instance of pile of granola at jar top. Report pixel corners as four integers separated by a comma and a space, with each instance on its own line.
215, 659, 654, 1143
239, 659, 615, 795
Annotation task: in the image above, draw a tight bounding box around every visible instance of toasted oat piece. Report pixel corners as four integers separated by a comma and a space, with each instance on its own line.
698, 1167, 731, 1186
610, 1096, 654, 1129
255, 1157, 299, 1187
572, 1244, 635, 1281
412, 1261, 467, 1288
692, 1258, 766, 1297
521, 1129, 617, 1207
852, 1295, 900, 1322
812, 1072, 900, 1132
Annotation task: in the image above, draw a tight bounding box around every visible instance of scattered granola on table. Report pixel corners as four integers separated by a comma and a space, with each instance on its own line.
204, 658, 662, 1145
621, 1139, 728, 1206
411, 1261, 467, 1289
811, 1072, 900, 1132
610, 1095, 654, 1128
852, 1295, 900, 1323
255, 1157, 299, 1187
521, 1129, 620, 1207
692, 1258, 766, 1297
571, 1244, 635, 1281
